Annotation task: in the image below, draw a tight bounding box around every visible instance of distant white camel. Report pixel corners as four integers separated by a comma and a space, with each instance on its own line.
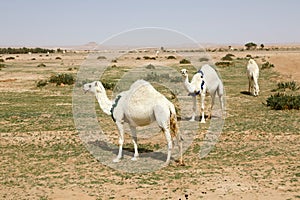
181, 64, 224, 123
246, 59, 260, 96
83, 80, 183, 165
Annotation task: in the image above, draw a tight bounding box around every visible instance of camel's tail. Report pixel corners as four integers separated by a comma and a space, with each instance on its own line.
169, 104, 181, 141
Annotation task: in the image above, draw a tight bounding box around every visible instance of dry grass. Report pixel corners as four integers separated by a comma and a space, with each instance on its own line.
0, 50, 299, 199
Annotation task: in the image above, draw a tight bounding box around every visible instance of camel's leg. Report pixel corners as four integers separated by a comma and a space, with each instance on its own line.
200, 93, 206, 123
190, 96, 196, 121
154, 106, 172, 165
113, 121, 124, 162
248, 78, 251, 94
176, 134, 183, 165
130, 126, 139, 161
163, 128, 173, 165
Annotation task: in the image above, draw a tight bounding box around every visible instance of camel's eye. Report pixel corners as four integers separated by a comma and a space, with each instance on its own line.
89, 85, 91, 88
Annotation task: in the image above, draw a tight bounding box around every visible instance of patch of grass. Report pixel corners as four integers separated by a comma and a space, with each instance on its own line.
37, 63, 46, 67
49, 73, 75, 85
221, 53, 235, 61
215, 61, 233, 67
261, 61, 275, 69
167, 55, 176, 59
266, 93, 300, 110
179, 59, 191, 64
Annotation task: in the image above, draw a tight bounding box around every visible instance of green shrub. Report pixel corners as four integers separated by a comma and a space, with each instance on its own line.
215, 61, 233, 67
0, 63, 5, 70
266, 93, 300, 110
221, 54, 235, 61
145, 64, 155, 69
0, 58, 4, 62
97, 56, 106, 60
273, 81, 299, 91
36, 80, 48, 87
49, 73, 75, 85
102, 81, 116, 90
5, 56, 15, 60
261, 61, 274, 69
37, 63, 46, 67
167, 55, 176, 59
199, 57, 209, 62
179, 59, 191, 64
143, 56, 156, 60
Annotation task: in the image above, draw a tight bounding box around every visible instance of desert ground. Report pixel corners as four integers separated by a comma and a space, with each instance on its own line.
0, 46, 299, 199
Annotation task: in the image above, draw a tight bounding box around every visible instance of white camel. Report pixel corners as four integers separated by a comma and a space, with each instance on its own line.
181, 64, 224, 123
83, 79, 183, 165
247, 59, 260, 96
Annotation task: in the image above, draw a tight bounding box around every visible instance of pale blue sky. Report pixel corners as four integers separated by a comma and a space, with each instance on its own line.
1, 0, 300, 46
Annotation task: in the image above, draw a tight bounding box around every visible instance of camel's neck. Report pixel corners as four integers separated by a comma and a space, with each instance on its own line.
95, 92, 113, 115
183, 75, 194, 93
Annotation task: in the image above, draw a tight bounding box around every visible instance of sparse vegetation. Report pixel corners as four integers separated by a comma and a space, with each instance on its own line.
36, 80, 48, 87
55, 57, 62, 60
245, 42, 257, 50
5, 56, 15, 60
0, 58, 4, 62
97, 56, 106, 60
37, 63, 46, 68
179, 58, 191, 64
221, 53, 235, 61
167, 55, 176, 59
266, 93, 300, 110
0, 47, 54, 54
145, 64, 155, 69
49, 73, 75, 85
143, 56, 156, 60
273, 81, 299, 91
215, 61, 233, 67
261, 61, 275, 69
199, 57, 209, 62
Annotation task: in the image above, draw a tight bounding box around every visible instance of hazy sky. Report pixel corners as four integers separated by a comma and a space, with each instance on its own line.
1, 0, 300, 46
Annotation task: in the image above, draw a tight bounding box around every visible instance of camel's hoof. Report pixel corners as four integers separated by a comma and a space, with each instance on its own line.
113, 158, 121, 163
131, 157, 138, 161
200, 120, 206, 124
189, 118, 195, 122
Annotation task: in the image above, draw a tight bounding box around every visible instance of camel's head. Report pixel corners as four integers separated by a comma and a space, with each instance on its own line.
83, 81, 105, 94
180, 69, 188, 77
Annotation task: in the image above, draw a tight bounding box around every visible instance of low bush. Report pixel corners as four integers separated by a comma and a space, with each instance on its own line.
143, 56, 156, 60
274, 81, 299, 91
215, 61, 233, 67
37, 63, 46, 67
221, 54, 235, 61
36, 80, 48, 87
145, 64, 155, 69
266, 93, 300, 110
0, 63, 5, 70
261, 61, 274, 69
167, 55, 176, 59
49, 73, 75, 85
102, 81, 116, 90
97, 56, 106, 60
179, 59, 191, 64
0, 58, 4, 62
55, 57, 62, 60
199, 57, 209, 62
5, 56, 15, 60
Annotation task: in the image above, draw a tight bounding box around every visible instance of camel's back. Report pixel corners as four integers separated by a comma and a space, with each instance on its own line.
123, 80, 171, 125
247, 59, 259, 75
201, 64, 222, 92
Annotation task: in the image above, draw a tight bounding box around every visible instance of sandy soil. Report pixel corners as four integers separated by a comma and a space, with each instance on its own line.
0, 48, 299, 200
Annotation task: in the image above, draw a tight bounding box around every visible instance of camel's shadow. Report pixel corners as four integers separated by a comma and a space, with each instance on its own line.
240, 91, 251, 96
88, 140, 169, 162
